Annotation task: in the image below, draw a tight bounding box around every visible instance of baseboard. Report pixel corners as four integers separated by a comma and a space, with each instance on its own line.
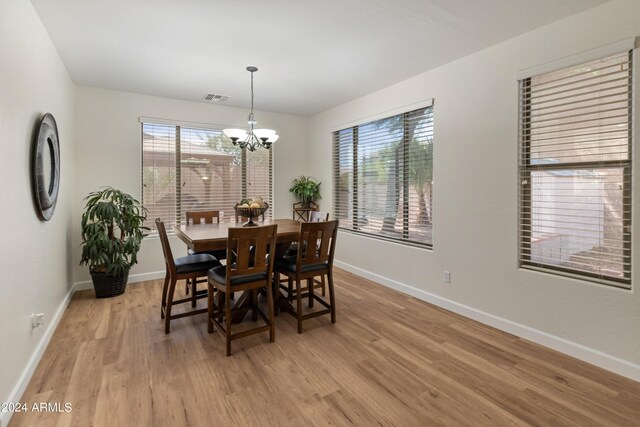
334, 260, 640, 383
72, 270, 166, 291
1, 270, 167, 427
0, 281, 82, 427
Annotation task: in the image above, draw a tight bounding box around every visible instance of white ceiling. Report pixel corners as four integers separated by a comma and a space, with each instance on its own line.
31, 0, 607, 116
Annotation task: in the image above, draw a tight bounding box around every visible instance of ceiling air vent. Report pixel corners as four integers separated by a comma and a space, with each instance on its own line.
203, 93, 229, 103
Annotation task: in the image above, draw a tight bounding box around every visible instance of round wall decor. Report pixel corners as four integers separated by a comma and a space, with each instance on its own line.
33, 113, 60, 221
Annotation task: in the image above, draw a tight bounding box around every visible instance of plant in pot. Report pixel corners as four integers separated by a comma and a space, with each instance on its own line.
289, 175, 321, 208
80, 187, 148, 298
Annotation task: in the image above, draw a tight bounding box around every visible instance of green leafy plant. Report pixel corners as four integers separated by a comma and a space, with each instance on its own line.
80, 187, 148, 276
289, 175, 321, 207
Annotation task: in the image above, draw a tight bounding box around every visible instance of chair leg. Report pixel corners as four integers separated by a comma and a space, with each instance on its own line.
217, 290, 224, 323
191, 279, 197, 308
160, 268, 170, 319
266, 280, 275, 342
274, 272, 281, 316
251, 289, 258, 322
295, 279, 303, 334
308, 278, 314, 308
185, 281, 189, 295
321, 275, 326, 296
165, 276, 178, 334
225, 290, 232, 356
327, 271, 336, 324
207, 282, 214, 334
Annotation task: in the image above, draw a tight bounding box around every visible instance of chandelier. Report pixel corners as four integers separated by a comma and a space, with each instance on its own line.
223, 66, 279, 151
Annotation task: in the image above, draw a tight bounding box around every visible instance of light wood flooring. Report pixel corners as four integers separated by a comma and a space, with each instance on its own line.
10, 268, 640, 426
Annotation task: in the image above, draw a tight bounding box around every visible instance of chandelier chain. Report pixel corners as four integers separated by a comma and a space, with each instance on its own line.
223, 66, 278, 151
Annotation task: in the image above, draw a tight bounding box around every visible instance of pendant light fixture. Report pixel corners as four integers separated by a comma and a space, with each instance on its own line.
223, 66, 279, 151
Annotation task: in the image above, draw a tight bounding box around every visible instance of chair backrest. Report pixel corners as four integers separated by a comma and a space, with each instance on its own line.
309, 211, 329, 222
186, 210, 220, 225
225, 224, 277, 286
295, 220, 338, 268
235, 212, 265, 222
155, 218, 175, 272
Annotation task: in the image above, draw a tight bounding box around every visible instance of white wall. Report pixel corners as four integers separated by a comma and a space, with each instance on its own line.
73, 87, 309, 284
2, 4, 638, 418
308, 0, 640, 376
0, 0, 76, 422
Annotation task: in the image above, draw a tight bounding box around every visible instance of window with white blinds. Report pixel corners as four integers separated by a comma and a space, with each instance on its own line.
519, 50, 633, 288
333, 105, 434, 247
142, 122, 273, 231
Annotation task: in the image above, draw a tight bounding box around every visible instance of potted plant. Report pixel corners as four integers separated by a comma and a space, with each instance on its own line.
289, 175, 321, 208
80, 187, 148, 298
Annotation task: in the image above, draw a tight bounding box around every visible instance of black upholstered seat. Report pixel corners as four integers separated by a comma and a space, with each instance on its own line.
208, 265, 268, 287
275, 256, 327, 274
188, 248, 227, 261
175, 254, 220, 274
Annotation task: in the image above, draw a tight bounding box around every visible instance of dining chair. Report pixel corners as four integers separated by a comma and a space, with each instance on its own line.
285, 211, 330, 296
309, 211, 330, 222
275, 220, 338, 334
186, 209, 219, 225
156, 218, 221, 334
184, 210, 227, 302
185, 210, 228, 260
207, 224, 278, 356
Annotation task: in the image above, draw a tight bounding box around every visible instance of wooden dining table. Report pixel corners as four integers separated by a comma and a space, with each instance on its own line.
174, 218, 302, 255
174, 218, 302, 321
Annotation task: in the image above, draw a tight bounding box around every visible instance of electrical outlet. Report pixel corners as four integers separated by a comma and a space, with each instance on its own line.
31, 313, 44, 329
443, 271, 451, 283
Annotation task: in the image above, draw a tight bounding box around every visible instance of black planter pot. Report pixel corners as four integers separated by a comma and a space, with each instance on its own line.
90, 268, 130, 298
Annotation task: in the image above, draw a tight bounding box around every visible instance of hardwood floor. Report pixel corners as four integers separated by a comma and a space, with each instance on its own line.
10, 268, 640, 426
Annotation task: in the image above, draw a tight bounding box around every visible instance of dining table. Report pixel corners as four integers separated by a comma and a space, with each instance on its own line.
174, 218, 301, 255
174, 218, 302, 321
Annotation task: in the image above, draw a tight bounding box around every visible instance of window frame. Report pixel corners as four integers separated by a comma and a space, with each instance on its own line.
332, 102, 434, 248
141, 120, 273, 233
518, 50, 633, 289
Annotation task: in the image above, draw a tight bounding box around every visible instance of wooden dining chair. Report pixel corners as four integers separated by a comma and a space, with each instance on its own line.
285, 211, 330, 295
186, 209, 219, 225
309, 211, 330, 222
184, 210, 227, 301
185, 210, 227, 260
207, 224, 278, 356
275, 220, 338, 334
156, 218, 221, 334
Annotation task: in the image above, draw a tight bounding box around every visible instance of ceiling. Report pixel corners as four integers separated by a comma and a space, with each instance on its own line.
31, 0, 607, 116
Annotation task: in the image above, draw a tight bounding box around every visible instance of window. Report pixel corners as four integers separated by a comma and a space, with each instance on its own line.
519, 50, 633, 288
142, 121, 272, 231
333, 104, 434, 247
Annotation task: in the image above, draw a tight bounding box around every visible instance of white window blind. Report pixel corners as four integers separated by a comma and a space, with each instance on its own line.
333, 106, 434, 247
519, 51, 633, 288
142, 122, 273, 231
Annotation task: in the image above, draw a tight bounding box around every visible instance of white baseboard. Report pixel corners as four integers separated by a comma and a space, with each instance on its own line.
1, 270, 166, 427
0, 281, 80, 427
334, 260, 640, 383
72, 270, 166, 291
